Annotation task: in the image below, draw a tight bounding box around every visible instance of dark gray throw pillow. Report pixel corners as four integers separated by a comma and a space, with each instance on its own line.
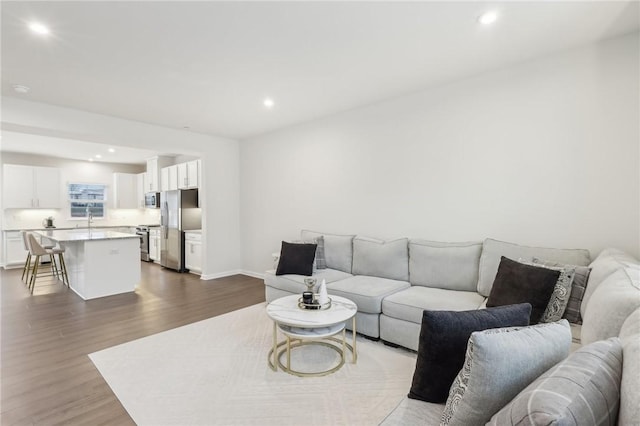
487, 256, 559, 323
275, 241, 317, 276
407, 303, 531, 404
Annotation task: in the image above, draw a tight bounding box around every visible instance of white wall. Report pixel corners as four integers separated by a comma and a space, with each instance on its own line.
1, 99, 242, 277
240, 33, 640, 275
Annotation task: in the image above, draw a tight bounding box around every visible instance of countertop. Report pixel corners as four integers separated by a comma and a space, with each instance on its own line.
33, 229, 141, 242
185, 229, 202, 234
4, 225, 160, 232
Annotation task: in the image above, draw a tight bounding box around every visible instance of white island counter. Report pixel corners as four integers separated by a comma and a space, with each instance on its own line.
34, 229, 141, 300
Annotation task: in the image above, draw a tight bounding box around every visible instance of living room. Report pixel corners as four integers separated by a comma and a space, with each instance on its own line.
1, 1, 639, 425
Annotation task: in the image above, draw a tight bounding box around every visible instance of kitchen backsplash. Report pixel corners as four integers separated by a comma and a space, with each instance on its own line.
3, 208, 161, 230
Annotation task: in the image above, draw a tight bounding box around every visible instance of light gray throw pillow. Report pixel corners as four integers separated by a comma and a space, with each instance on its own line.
441, 320, 571, 426
301, 230, 354, 273
408, 240, 482, 291
352, 236, 409, 281
488, 337, 622, 426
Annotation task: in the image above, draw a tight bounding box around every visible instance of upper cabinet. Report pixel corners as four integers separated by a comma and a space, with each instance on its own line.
136, 172, 147, 208
177, 160, 199, 189
113, 173, 138, 209
162, 160, 200, 191
146, 156, 173, 192
3, 164, 61, 209
161, 165, 178, 191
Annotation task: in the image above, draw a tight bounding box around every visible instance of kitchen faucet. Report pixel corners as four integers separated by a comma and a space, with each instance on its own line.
86, 206, 93, 231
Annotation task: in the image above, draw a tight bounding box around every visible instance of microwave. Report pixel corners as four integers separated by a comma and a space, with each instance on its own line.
145, 192, 160, 208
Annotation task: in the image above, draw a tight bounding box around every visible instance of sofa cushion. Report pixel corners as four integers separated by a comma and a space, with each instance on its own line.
583, 248, 639, 317
326, 275, 409, 314
582, 267, 640, 345
275, 241, 317, 276
378, 397, 444, 426
352, 236, 408, 281
408, 240, 481, 291
408, 304, 531, 404
477, 238, 590, 297
264, 268, 353, 294
382, 286, 485, 324
533, 257, 591, 324
488, 338, 622, 426
487, 257, 560, 324
619, 308, 640, 426
301, 230, 355, 273
441, 320, 571, 426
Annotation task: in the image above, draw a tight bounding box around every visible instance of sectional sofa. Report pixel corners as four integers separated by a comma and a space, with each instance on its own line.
264, 230, 640, 425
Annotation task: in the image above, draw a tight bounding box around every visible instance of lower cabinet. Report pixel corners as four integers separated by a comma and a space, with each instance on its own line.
149, 228, 161, 262
184, 231, 202, 274
4, 231, 27, 267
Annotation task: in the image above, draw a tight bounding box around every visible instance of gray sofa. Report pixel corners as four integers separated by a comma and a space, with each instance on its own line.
264, 231, 640, 425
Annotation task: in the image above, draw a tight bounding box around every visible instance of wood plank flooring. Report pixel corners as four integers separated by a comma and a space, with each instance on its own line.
1, 262, 265, 425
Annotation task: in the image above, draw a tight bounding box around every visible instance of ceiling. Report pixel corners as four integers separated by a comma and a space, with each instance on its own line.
1, 1, 639, 147
0, 130, 162, 165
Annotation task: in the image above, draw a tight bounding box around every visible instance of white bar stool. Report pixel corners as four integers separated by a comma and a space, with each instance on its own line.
26, 233, 70, 293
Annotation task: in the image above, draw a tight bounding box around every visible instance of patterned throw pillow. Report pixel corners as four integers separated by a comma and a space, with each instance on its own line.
487, 338, 622, 426
533, 257, 591, 324
519, 258, 576, 323
440, 320, 571, 426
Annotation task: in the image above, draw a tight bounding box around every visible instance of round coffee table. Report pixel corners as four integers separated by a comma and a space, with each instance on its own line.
266, 294, 358, 377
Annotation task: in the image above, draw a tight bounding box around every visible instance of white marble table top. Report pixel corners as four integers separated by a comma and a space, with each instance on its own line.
33, 229, 140, 242
266, 294, 357, 328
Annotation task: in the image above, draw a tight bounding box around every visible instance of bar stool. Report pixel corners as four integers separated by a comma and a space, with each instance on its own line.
20, 231, 57, 285
26, 233, 70, 293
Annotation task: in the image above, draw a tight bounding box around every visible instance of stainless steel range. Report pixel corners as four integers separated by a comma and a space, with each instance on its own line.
136, 226, 151, 262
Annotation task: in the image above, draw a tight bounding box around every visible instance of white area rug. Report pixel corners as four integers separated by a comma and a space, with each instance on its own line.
89, 303, 417, 425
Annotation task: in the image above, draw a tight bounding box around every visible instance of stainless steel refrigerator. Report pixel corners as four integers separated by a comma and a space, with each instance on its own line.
160, 189, 201, 272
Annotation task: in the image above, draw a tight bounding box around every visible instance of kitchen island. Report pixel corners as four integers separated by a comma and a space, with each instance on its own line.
34, 229, 140, 300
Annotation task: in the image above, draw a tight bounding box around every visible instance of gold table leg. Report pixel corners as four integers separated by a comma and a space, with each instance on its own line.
352, 316, 358, 363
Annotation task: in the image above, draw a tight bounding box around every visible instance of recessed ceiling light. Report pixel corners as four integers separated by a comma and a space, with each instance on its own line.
95, 154, 102, 159
12, 84, 30, 94
108, 148, 115, 153
88, 158, 94, 162
28, 22, 50, 35
263, 98, 275, 108
478, 11, 498, 26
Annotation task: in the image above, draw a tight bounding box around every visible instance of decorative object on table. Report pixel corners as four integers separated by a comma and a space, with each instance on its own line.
297, 296, 332, 310
317, 278, 329, 305
275, 241, 318, 276
42, 216, 55, 228
303, 277, 317, 292
302, 291, 314, 304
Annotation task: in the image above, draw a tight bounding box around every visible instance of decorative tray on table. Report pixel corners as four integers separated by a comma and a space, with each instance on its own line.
298, 297, 332, 311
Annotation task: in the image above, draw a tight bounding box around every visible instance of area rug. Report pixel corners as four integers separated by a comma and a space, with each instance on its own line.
89, 303, 417, 425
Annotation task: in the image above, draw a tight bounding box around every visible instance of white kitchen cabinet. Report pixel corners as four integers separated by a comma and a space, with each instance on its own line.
184, 231, 202, 274
136, 173, 147, 208
146, 156, 172, 192
3, 231, 26, 267
3, 164, 61, 208
177, 160, 199, 189
113, 173, 138, 209
161, 165, 178, 191
149, 228, 161, 262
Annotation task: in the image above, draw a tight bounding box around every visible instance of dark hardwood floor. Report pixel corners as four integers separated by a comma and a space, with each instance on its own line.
1, 262, 265, 425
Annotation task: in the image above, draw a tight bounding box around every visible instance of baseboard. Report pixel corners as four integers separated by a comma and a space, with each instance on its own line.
240, 270, 264, 279
200, 269, 264, 280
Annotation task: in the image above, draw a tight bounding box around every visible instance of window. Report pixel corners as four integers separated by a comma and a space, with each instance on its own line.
68, 183, 107, 218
